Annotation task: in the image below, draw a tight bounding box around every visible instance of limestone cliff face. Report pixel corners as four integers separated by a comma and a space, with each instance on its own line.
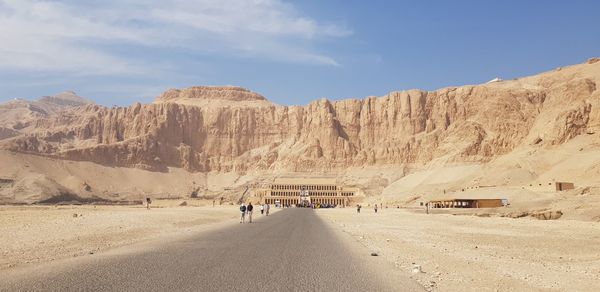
153, 86, 275, 108
2, 61, 599, 173
156, 86, 267, 102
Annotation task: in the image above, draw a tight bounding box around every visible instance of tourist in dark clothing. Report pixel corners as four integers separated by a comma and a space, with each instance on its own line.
247, 203, 254, 223
239, 204, 246, 223
357, 204, 361, 213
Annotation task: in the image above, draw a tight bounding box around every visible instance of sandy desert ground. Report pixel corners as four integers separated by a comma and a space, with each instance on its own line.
1, 201, 598, 291
0, 203, 273, 270
318, 208, 600, 292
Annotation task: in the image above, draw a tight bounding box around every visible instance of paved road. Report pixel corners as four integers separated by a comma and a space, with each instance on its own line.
0, 208, 422, 291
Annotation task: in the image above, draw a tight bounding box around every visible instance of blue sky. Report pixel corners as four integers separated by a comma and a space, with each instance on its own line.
1, 0, 599, 106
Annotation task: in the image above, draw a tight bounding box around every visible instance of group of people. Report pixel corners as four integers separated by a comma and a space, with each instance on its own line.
239, 202, 270, 223
296, 203, 337, 209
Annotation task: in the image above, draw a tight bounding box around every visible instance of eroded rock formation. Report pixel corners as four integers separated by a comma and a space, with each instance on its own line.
1, 61, 599, 174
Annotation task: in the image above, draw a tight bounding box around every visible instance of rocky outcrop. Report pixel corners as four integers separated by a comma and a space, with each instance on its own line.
1, 60, 599, 173
0, 91, 93, 139
156, 86, 267, 102
154, 86, 275, 108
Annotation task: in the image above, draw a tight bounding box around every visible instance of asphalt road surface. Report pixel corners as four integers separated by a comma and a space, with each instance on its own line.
0, 208, 422, 291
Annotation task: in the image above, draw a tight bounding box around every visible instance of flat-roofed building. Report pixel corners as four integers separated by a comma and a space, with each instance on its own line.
555, 182, 575, 191
256, 177, 358, 207
428, 198, 508, 208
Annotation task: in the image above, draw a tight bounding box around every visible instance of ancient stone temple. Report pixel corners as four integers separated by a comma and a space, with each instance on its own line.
256, 177, 358, 207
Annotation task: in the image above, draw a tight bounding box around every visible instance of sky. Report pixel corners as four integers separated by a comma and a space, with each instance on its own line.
0, 0, 599, 106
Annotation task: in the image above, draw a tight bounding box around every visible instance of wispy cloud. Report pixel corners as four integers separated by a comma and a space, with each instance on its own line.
0, 0, 352, 75
146, 0, 351, 39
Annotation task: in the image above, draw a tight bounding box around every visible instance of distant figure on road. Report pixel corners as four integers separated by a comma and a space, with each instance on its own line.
265, 203, 270, 216
239, 204, 247, 223
260, 204, 264, 215
374, 204, 378, 213
356, 204, 361, 213
247, 202, 254, 223
146, 198, 152, 210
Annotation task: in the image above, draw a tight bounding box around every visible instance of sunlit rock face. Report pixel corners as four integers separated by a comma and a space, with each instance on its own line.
2, 60, 599, 173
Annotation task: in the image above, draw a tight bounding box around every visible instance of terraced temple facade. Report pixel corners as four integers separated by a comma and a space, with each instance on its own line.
256, 178, 358, 206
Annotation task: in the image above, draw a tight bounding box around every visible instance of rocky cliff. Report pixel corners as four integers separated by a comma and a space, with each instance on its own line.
1, 60, 599, 174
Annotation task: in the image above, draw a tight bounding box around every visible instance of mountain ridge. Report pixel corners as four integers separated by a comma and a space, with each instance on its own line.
1, 59, 599, 207
1, 59, 598, 173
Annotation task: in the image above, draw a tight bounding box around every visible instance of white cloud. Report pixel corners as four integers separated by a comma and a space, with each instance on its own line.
0, 0, 351, 74
145, 0, 351, 38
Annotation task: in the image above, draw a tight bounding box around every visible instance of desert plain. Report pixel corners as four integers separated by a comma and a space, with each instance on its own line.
1, 203, 598, 291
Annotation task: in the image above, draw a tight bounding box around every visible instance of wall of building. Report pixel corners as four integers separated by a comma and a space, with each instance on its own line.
429, 199, 504, 208
556, 182, 575, 191
476, 199, 504, 208
258, 181, 357, 206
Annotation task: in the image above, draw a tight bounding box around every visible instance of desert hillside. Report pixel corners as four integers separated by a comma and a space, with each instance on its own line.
1, 59, 600, 218
0, 91, 93, 139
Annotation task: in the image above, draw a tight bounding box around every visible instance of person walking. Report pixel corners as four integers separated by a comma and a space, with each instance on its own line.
239, 203, 247, 223
265, 203, 270, 216
356, 204, 361, 213
374, 204, 378, 213
260, 204, 264, 215
247, 202, 254, 223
